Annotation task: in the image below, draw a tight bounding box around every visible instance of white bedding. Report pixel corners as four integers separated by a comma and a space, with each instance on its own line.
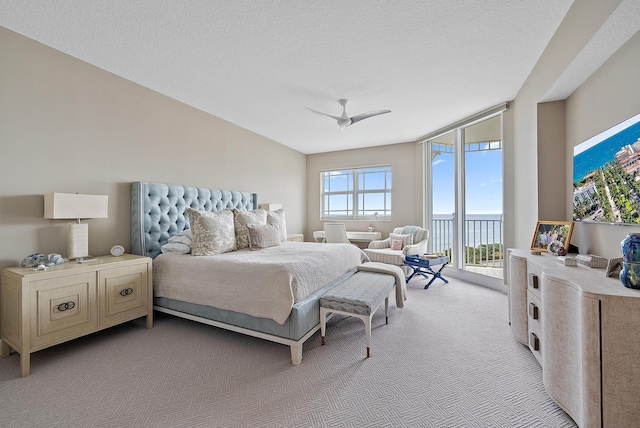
153, 242, 368, 324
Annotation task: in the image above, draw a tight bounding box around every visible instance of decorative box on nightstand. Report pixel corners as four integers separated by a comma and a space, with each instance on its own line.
0, 254, 152, 377
287, 234, 304, 242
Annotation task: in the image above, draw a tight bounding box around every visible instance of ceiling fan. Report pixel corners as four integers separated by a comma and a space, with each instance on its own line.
306, 99, 391, 132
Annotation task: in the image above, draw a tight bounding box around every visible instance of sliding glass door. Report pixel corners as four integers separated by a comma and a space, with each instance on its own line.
427, 114, 504, 280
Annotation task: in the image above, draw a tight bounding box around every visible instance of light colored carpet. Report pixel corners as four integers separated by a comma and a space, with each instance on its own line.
0, 276, 575, 428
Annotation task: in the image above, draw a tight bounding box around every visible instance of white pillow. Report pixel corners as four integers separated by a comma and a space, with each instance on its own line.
187, 208, 236, 256
161, 229, 193, 254
267, 209, 287, 242
233, 209, 267, 249
247, 223, 282, 250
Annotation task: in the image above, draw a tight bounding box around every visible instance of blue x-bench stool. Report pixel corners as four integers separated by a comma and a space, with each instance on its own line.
404, 255, 449, 289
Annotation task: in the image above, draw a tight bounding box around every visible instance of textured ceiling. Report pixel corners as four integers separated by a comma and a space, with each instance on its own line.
2, 1, 634, 154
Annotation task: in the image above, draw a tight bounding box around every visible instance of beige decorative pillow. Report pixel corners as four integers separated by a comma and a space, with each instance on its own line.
247, 223, 282, 250
233, 209, 267, 249
389, 233, 413, 249
187, 208, 236, 256
266, 209, 287, 242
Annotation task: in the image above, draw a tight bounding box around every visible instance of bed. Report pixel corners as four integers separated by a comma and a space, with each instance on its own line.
130, 181, 366, 364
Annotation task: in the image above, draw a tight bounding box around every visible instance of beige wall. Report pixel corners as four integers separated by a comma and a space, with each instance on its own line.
565, 30, 640, 258
510, 0, 629, 253
305, 142, 423, 243
0, 28, 306, 269
537, 100, 566, 221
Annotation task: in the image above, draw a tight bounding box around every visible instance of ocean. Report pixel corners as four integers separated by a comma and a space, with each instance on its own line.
573, 121, 640, 183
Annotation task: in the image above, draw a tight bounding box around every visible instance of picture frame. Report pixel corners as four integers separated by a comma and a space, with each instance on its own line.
530, 221, 574, 252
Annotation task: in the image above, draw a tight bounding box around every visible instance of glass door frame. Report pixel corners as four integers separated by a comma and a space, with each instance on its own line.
422, 103, 507, 289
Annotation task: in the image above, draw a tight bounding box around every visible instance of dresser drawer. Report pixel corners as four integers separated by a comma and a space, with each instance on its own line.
527, 263, 543, 298
527, 290, 542, 365
30, 272, 99, 349
99, 263, 149, 327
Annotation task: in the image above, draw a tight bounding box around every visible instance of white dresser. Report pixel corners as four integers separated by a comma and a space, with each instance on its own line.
508, 249, 640, 427
1, 254, 152, 377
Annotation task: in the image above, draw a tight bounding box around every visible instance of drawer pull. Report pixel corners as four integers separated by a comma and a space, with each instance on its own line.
529, 303, 539, 320
528, 273, 539, 289
120, 288, 134, 296
529, 333, 540, 351
56, 301, 75, 312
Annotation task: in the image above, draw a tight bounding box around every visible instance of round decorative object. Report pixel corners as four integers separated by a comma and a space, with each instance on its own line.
621, 233, 640, 262
556, 246, 567, 256
110, 245, 125, 257
547, 240, 563, 255
620, 261, 640, 289
620, 234, 640, 288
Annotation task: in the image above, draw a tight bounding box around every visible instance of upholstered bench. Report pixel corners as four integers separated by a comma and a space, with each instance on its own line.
320, 271, 396, 358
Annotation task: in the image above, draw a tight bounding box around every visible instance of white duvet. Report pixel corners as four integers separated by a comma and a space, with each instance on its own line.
153, 242, 368, 324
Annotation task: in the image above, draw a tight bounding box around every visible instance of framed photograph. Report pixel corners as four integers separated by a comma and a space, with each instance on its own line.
530, 221, 574, 252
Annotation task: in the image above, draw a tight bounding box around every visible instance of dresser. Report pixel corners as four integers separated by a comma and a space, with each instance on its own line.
1, 254, 152, 377
508, 249, 640, 427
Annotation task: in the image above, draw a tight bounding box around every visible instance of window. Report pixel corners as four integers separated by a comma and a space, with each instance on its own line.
321, 165, 391, 220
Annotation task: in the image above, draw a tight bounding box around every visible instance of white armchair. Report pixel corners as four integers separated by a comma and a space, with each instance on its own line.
363, 226, 429, 273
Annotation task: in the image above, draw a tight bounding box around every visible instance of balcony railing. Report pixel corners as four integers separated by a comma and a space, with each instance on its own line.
431, 217, 504, 270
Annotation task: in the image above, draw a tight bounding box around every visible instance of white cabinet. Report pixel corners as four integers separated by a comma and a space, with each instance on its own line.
508, 249, 640, 427
1, 254, 152, 377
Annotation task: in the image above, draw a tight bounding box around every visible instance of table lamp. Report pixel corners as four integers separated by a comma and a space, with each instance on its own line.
44, 193, 108, 260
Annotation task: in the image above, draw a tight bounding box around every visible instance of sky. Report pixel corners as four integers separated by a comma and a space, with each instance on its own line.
432, 147, 503, 215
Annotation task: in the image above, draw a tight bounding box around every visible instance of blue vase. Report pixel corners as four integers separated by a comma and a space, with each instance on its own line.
620, 233, 640, 289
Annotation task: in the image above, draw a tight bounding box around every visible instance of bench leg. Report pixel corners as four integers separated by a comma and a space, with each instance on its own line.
385, 296, 389, 324
320, 307, 327, 345
365, 314, 372, 358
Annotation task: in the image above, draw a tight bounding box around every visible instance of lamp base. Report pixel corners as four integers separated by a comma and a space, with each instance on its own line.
68, 223, 89, 259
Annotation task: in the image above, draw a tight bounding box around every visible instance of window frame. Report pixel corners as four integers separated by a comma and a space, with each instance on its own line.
321, 165, 392, 221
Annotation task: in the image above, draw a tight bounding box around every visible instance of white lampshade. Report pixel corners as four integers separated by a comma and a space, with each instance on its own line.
44, 193, 108, 259
259, 203, 282, 211
44, 193, 108, 220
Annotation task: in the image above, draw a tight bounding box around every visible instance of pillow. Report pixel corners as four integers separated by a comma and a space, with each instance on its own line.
187, 208, 236, 256
161, 229, 193, 254
391, 239, 404, 251
389, 233, 412, 249
266, 209, 287, 242
247, 223, 282, 250
233, 209, 267, 249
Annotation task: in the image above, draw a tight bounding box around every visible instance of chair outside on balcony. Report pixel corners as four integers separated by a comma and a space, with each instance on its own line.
363, 226, 429, 274
323, 222, 351, 243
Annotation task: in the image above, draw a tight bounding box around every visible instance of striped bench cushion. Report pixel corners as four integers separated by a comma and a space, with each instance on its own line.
320, 271, 395, 315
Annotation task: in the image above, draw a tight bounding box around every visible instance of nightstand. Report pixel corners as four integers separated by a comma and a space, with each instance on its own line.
287, 233, 304, 242
0, 254, 152, 377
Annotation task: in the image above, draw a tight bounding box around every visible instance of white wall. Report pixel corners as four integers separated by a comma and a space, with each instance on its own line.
565, 30, 640, 258
0, 28, 306, 269
509, 0, 630, 253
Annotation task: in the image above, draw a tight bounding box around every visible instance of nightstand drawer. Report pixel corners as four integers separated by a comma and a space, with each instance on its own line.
30, 272, 99, 348
99, 263, 149, 326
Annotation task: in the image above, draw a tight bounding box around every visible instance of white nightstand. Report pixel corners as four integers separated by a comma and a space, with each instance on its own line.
0, 254, 152, 377
287, 234, 304, 242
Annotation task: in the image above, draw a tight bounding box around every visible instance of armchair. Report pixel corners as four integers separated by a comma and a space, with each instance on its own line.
362, 225, 429, 273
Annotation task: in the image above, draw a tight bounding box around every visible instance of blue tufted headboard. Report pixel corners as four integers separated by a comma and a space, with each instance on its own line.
131, 181, 257, 259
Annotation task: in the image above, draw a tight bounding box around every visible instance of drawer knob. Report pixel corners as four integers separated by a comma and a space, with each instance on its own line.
120, 288, 134, 296
528, 303, 539, 320
528, 273, 539, 289
57, 301, 75, 312
529, 333, 540, 351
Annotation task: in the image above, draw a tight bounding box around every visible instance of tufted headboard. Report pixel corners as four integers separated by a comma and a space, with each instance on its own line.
131, 181, 257, 259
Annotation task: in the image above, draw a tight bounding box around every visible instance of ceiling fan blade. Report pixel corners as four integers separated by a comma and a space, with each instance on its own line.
305, 107, 342, 121
349, 110, 391, 125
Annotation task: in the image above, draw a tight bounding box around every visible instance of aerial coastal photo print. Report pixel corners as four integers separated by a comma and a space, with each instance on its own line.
573, 113, 640, 224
